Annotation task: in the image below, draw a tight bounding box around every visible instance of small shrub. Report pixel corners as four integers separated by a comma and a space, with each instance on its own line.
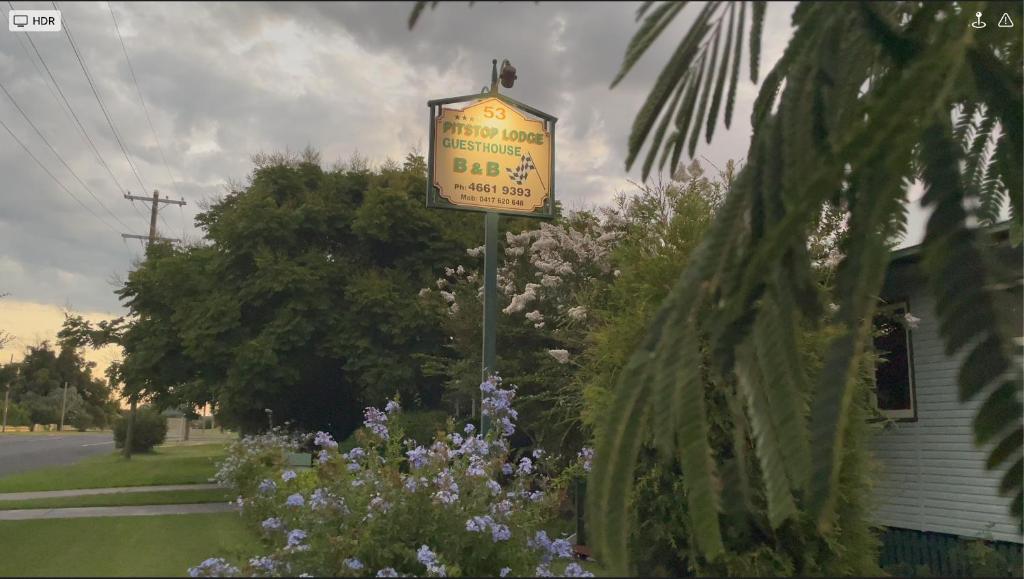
113, 406, 168, 452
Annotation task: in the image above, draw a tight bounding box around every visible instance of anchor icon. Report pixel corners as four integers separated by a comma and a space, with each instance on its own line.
971, 11, 987, 28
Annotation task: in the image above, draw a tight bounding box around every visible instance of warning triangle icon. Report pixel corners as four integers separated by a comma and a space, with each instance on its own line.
998, 13, 1013, 27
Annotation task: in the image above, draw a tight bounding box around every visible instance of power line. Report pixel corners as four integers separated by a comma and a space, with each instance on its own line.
55, 1, 149, 195
108, 2, 183, 202
8, 2, 129, 199
0, 115, 119, 235
0, 79, 130, 231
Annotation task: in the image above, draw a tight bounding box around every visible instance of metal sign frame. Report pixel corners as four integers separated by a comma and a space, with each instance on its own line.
426, 91, 557, 220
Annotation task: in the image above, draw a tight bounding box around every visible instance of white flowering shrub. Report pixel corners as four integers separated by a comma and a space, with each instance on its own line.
195, 376, 594, 578
420, 211, 628, 449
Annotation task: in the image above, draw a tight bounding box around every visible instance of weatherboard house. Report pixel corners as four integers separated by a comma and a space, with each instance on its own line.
870, 224, 1022, 569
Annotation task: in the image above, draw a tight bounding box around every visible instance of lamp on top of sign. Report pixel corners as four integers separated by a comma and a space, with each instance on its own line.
427, 83, 556, 218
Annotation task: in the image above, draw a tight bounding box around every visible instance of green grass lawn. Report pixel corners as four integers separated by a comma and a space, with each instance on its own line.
0, 444, 227, 493
0, 512, 260, 577
0, 488, 231, 510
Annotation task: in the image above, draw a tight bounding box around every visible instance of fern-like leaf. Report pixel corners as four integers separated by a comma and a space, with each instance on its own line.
724, 1, 745, 128
625, 4, 716, 172
688, 26, 721, 157
705, 2, 735, 143
643, 75, 689, 180
613, 1, 689, 88
735, 340, 799, 527
749, 1, 765, 82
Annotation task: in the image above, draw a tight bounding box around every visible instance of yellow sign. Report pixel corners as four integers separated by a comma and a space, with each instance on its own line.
432, 97, 552, 214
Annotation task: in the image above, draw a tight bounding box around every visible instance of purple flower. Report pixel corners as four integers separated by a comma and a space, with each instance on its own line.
578, 447, 593, 473
527, 490, 544, 502
500, 568, 512, 577
310, 488, 329, 510
258, 479, 277, 495
344, 558, 364, 570
551, 538, 573, 559
563, 562, 594, 577
532, 449, 545, 460
281, 470, 297, 482
433, 470, 459, 505
261, 517, 283, 531
490, 499, 513, 516
491, 523, 511, 542
286, 529, 308, 551
516, 457, 533, 476
376, 568, 399, 577
345, 447, 366, 461
189, 557, 240, 577
529, 530, 552, 553
535, 564, 552, 577
457, 435, 490, 458
449, 432, 464, 447
317, 450, 331, 465
466, 456, 486, 478
402, 475, 419, 493
385, 399, 401, 415
417, 545, 446, 576
465, 515, 493, 532
495, 417, 516, 437
501, 463, 514, 476
313, 431, 338, 449
284, 492, 304, 507
248, 556, 276, 574
363, 407, 389, 440
406, 446, 428, 470
486, 479, 501, 496
464, 423, 476, 435
347, 462, 361, 473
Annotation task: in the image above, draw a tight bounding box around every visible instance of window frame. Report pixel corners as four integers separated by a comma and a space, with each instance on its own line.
872, 299, 918, 422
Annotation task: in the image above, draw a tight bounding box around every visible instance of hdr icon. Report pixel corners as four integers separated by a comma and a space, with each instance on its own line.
8, 10, 61, 32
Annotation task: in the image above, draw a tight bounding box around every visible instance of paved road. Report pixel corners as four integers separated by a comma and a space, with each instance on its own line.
0, 433, 114, 478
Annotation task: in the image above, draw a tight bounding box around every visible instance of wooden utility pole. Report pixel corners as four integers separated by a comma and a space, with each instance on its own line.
120, 190, 186, 458
2, 355, 12, 433
58, 381, 68, 432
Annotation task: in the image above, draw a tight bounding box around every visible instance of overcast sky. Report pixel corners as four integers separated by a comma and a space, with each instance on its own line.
0, 1, 929, 327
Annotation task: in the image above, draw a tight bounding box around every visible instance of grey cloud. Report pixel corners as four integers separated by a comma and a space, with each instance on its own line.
0, 1, 805, 315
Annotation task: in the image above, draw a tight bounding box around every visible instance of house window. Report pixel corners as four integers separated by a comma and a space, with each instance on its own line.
872, 301, 917, 420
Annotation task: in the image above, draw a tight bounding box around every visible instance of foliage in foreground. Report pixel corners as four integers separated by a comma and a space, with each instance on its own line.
202, 377, 594, 577
575, 2, 1022, 574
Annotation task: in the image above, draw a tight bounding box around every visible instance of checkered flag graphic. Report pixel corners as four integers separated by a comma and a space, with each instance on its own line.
505, 152, 537, 185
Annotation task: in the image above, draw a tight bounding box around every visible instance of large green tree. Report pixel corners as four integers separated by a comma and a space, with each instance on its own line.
71, 152, 482, 437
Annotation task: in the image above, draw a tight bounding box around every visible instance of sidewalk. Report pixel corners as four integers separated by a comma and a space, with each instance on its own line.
0, 483, 220, 502
0, 502, 236, 520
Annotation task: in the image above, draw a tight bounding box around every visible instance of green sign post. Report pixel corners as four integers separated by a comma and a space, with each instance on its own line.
427, 60, 557, 436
